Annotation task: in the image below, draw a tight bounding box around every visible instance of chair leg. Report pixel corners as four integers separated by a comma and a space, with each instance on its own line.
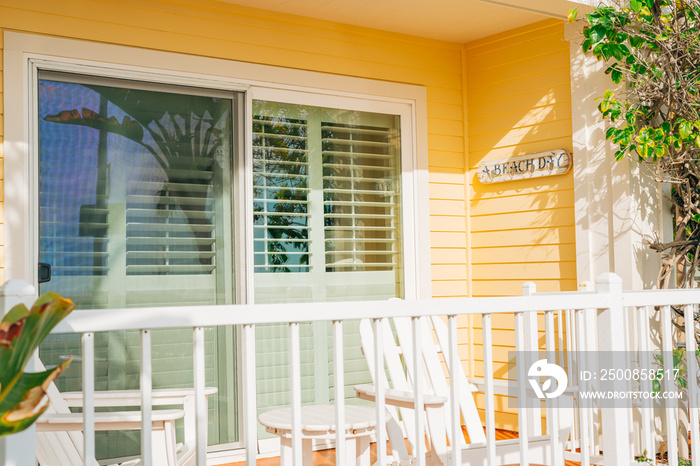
280, 437, 293, 466
163, 420, 178, 466
356, 437, 371, 466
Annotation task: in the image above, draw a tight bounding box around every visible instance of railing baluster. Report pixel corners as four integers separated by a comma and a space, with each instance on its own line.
565, 308, 577, 453
638, 306, 655, 463
373, 318, 386, 465
514, 312, 529, 466
661, 304, 678, 466
545, 310, 560, 466
574, 308, 591, 466
412, 316, 425, 466
289, 322, 303, 466
447, 314, 460, 466
333, 320, 346, 466
521, 282, 541, 437
140, 329, 153, 466
82, 332, 95, 466
482, 314, 496, 465
193, 327, 207, 466
241, 324, 257, 466
685, 304, 699, 465
557, 310, 564, 365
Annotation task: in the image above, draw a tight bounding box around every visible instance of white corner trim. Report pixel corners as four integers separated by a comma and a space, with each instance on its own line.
2, 31, 431, 298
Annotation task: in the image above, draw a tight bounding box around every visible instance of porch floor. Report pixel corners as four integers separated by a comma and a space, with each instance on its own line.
224, 430, 582, 466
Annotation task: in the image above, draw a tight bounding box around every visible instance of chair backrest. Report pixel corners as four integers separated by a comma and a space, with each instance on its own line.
35, 359, 98, 466
358, 316, 488, 455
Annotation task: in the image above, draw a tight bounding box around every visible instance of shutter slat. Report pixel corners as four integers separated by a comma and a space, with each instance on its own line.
126, 265, 217, 274
131, 181, 211, 193
322, 139, 394, 148
325, 214, 394, 220
323, 151, 395, 160
324, 163, 394, 171
322, 126, 396, 137
324, 188, 395, 196
324, 201, 394, 207
127, 237, 215, 247
323, 175, 394, 183
126, 251, 216, 260
126, 223, 215, 233
127, 195, 210, 207
127, 208, 214, 220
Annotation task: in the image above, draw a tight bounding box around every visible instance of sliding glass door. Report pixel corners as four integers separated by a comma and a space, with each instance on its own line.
36, 72, 240, 458
33, 71, 412, 455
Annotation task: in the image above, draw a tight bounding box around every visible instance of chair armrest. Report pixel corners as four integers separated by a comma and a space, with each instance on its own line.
61, 387, 218, 408
36, 409, 184, 432
354, 384, 446, 409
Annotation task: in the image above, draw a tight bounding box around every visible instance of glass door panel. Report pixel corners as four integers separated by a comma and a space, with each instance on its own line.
251, 100, 404, 437
36, 73, 239, 458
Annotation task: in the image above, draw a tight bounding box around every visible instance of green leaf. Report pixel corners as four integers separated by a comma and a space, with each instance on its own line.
0, 361, 70, 436
568, 8, 578, 23
590, 24, 607, 43
611, 69, 623, 83
679, 120, 692, 139
582, 39, 593, 53
628, 36, 646, 49
0, 293, 74, 437
630, 0, 642, 12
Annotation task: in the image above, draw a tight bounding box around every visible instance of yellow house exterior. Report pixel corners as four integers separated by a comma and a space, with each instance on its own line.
0, 0, 658, 458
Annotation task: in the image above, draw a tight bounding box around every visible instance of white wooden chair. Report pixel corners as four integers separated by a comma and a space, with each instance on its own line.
35, 361, 217, 466
355, 316, 574, 466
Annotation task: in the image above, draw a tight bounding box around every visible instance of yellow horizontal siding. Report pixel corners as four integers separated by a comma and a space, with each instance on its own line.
472, 244, 576, 264
469, 137, 572, 167
472, 207, 575, 231
469, 84, 572, 121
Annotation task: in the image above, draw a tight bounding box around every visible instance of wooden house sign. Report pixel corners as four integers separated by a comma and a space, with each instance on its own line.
477, 149, 571, 184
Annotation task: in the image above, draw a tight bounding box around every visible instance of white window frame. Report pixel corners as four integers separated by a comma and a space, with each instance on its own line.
3, 31, 431, 300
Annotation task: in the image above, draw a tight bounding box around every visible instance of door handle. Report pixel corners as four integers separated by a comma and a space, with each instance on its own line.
38, 262, 51, 284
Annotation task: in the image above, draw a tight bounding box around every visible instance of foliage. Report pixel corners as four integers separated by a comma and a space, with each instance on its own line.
570, 0, 700, 289
0, 293, 74, 436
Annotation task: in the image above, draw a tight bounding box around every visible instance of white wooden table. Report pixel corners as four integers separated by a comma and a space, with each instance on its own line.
259, 405, 377, 466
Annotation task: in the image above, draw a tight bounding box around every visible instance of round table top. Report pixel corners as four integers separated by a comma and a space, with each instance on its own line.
258, 405, 377, 433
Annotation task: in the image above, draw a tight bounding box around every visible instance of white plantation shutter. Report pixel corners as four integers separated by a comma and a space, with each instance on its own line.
321, 122, 401, 272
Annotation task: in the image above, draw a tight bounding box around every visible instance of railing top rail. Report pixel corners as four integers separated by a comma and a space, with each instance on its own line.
622, 288, 700, 307
52, 292, 611, 334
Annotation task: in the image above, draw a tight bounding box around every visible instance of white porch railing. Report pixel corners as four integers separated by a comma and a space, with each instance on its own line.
2, 272, 700, 466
